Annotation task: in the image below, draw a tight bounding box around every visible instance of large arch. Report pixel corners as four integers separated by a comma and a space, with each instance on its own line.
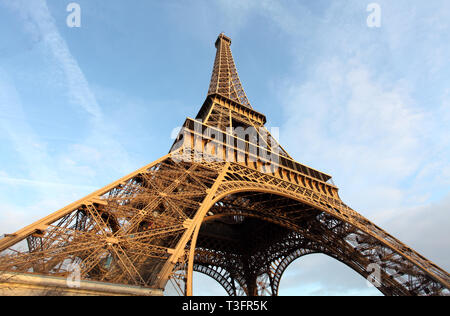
191, 205, 387, 296
183, 172, 448, 296
192, 249, 385, 296
272, 250, 384, 296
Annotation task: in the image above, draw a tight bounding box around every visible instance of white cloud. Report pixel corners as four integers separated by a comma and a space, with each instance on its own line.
0, 67, 60, 187
268, 0, 450, 212
2, 0, 137, 178
373, 194, 450, 271
280, 58, 431, 212
0, 0, 136, 235
4, 0, 102, 118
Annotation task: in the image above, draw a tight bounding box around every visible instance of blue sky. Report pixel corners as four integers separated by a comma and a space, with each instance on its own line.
0, 0, 449, 296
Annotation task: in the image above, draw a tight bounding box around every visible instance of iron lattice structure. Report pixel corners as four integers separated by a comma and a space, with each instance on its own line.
0, 33, 449, 296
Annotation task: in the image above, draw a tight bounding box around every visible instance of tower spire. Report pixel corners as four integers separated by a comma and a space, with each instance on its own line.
207, 33, 252, 108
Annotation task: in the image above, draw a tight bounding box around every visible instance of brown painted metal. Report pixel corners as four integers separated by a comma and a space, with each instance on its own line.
208, 33, 252, 108
0, 34, 449, 296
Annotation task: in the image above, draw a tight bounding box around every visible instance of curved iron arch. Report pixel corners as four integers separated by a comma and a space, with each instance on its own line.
194, 174, 450, 295
186, 182, 446, 296
192, 263, 236, 296
195, 208, 388, 295
269, 247, 386, 296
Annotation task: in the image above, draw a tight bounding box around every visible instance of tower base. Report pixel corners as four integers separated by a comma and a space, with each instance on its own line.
0, 272, 163, 296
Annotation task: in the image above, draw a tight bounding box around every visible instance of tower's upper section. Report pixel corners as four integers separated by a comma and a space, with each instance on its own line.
207, 33, 252, 108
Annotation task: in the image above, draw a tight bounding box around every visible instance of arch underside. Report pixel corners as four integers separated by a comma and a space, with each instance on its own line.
192, 187, 449, 296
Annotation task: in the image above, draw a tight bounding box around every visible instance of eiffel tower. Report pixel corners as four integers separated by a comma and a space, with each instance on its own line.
0, 33, 449, 296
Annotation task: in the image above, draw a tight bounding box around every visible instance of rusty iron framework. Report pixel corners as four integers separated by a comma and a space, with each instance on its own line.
0, 33, 449, 296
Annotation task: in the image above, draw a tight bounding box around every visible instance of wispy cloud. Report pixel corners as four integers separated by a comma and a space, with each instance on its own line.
2, 0, 137, 177
0, 0, 136, 233
281, 58, 429, 209
4, 0, 102, 118
0, 175, 97, 191
0, 68, 60, 188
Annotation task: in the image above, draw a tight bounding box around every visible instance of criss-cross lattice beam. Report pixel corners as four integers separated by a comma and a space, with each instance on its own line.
0, 151, 227, 291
